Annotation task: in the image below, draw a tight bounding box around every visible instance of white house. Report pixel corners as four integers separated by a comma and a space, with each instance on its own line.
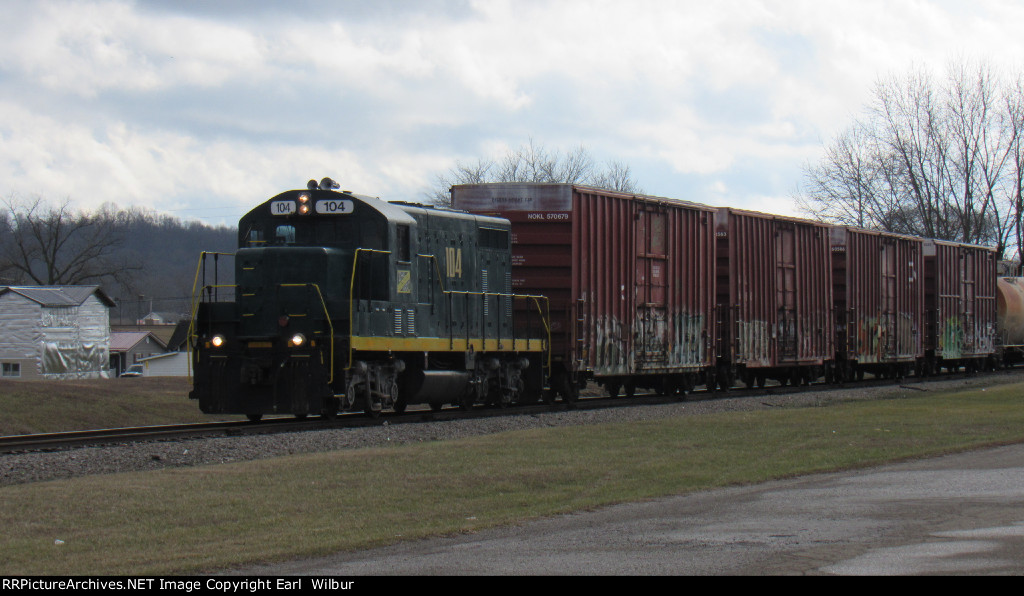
114, 320, 193, 377
137, 351, 190, 377
0, 286, 115, 380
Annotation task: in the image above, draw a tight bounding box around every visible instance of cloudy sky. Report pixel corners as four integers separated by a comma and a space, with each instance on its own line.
2, 0, 1023, 226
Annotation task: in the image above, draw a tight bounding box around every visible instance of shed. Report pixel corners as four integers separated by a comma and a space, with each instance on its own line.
0, 285, 115, 380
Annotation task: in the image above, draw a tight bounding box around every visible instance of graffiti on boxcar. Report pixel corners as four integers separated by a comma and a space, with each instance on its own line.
895, 313, 918, 358
854, 317, 883, 361
853, 314, 918, 362
634, 307, 668, 369
737, 319, 771, 366
938, 317, 965, 358
594, 315, 628, 374
593, 312, 710, 374
669, 312, 707, 368
979, 322, 996, 353
777, 314, 797, 360
796, 313, 827, 359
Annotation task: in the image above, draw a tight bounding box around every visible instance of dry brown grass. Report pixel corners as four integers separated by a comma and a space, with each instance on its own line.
0, 377, 239, 435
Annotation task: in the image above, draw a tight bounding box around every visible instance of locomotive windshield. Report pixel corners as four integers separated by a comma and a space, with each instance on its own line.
241, 211, 385, 249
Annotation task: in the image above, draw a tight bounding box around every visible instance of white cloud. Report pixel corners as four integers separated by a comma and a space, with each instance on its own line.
2, 0, 1024, 221
0, 1, 265, 97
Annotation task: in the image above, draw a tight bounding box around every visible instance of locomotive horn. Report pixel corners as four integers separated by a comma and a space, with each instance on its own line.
307, 179, 318, 191
319, 177, 340, 191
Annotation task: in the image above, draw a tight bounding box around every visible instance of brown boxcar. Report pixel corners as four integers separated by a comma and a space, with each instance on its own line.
714, 208, 833, 387
451, 183, 717, 398
829, 227, 925, 381
922, 239, 998, 372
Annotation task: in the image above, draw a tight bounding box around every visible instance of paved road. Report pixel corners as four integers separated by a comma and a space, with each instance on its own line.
243, 443, 1024, 575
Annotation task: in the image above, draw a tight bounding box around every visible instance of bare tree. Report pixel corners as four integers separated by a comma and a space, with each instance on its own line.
0, 196, 140, 287
798, 60, 1022, 259
429, 139, 643, 206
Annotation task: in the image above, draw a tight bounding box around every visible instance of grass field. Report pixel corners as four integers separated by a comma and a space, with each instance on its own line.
2, 376, 1024, 574
0, 377, 240, 435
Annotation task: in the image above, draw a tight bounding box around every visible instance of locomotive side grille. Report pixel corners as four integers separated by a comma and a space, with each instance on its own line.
394, 308, 403, 335
482, 269, 489, 317
407, 309, 415, 335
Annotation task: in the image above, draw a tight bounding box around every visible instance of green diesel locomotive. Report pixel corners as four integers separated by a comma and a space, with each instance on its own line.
189, 178, 549, 420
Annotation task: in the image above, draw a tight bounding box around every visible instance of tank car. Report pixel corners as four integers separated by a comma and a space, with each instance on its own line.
996, 277, 1024, 365
189, 178, 549, 420
451, 183, 717, 400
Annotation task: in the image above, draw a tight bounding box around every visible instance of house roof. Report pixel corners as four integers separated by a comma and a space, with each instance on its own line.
0, 285, 116, 307
110, 331, 168, 352
166, 320, 191, 351
112, 324, 178, 346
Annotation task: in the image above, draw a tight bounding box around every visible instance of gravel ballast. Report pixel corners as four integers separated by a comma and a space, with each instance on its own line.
2, 371, 1022, 487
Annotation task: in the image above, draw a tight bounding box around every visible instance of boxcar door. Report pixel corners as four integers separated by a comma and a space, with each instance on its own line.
635, 208, 669, 370
881, 239, 896, 360
775, 222, 797, 361
962, 252, 976, 353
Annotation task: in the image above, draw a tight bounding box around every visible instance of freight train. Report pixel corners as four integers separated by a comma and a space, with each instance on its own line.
189, 179, 1018, 419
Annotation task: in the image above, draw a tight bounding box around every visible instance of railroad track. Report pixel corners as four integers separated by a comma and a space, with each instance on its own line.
0, 370, 1010, 455
0, 420, 256, 454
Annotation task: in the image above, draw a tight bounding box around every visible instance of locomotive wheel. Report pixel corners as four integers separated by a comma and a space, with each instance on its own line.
459, 384, 479, 411
246, 413, 263, 422
563, 383, 578, 405
363, 389, 381, 418
321, 396, 339, 420
606, 381, 622, 398
742, 372, 755, 388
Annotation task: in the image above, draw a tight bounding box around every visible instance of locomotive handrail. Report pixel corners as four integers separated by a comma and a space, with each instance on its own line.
187, 251, 237, 379
187, 283, 237, 379
190, 251, 236, 305
416, 253, 446, 293
279, 283, 335, 384
346, 248, 393, 370
444, 290, 552, 372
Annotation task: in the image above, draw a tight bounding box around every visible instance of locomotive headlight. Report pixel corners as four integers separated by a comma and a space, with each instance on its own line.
289, 333, 306, 348
211, 334, 226, 348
